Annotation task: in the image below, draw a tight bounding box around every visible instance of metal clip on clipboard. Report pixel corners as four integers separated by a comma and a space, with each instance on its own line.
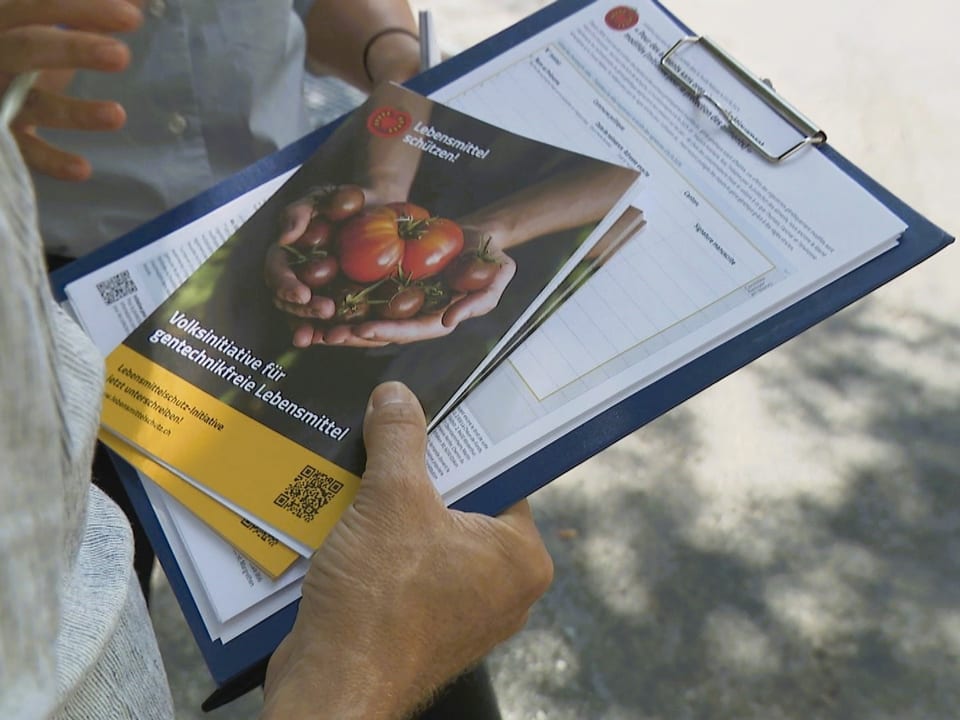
659, 36, 826, 163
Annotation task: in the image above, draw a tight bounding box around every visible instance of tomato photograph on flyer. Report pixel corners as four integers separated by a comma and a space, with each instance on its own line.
111, 82, 639, 507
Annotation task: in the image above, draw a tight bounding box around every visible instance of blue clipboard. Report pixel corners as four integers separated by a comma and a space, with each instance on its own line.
50, 0, 954, 702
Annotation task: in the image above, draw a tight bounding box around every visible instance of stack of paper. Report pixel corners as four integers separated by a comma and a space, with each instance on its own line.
69, 79, 646, 638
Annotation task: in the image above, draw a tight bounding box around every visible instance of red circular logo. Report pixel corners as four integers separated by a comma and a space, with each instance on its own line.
605, 6, 639, 30
366, 106, 412, 138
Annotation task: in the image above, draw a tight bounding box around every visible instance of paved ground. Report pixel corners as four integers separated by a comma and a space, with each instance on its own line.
153, 1, 959, 717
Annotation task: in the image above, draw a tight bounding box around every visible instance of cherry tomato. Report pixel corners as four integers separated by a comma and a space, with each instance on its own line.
377, 285, 426, 320
319, 185, 366, 221
295, 255, 338, 289
420, 280, 454, 314
329, 282, 371, 323
336, 208, 405, 283
294, 216, 333, 252
443, 238, 501, 292
400, 218, 464, 281
385, 201, 430, 221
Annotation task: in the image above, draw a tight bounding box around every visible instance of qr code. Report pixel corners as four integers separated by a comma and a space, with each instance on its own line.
273, 465, 344, 523
96, 270, 138, 305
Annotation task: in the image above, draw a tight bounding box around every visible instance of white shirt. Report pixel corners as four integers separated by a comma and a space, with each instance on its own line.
34, 0, 314, 257
0, 126, 174, 719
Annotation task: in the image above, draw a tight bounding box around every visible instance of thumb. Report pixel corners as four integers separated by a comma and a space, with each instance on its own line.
277, 202, 313, 246
264, 245, 310, 304
360, 382, 432, 502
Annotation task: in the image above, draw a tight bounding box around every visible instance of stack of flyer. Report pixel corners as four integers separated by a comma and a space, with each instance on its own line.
58, 0, 935, 667
72, 80, 645, 641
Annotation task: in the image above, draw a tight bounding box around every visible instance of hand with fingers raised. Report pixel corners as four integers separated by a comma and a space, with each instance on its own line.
0, 0, 143, 180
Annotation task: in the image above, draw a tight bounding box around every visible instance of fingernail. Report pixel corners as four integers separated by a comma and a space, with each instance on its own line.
95, 105, 120, 124
370, 381, 410, 409
65, 160, 90, 179
94, 42, 127, 67
120, 3, 144, 26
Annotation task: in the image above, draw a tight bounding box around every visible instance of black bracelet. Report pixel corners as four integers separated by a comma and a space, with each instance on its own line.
362, 27, 420, 84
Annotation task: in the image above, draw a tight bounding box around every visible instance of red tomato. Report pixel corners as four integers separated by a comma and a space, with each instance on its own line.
443, 252, 500, 292
336, 208, 405, 283
377, 285, 426, 319
385, 202, 431, 221
420, 280, 454, 314
295, 255, 338, 288
400, 218, 464, 281
329, 282, 371, 323
294, 216, 333, 252
319, 185, 366, 221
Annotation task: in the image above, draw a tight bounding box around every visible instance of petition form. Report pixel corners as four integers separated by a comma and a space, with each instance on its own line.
425, 0, 905, 499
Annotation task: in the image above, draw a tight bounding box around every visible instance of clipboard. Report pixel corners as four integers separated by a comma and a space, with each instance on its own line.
48, 0, 953, 707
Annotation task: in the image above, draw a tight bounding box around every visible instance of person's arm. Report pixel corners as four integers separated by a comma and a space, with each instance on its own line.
303, 1, 421, 91
0, 0, 143, 180
455, 164, 639, 253
260, 382, 554, 719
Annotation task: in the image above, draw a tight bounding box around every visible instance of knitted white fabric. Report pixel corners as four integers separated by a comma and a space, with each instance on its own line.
0, 126, 174, 719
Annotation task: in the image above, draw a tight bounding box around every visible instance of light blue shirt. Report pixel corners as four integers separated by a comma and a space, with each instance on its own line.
35, 0, 314, 257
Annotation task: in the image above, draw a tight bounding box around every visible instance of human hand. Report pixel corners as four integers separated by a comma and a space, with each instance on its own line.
0, 0, 143, 180
303, 4, 421, 91
363, 27, 421, 86
312, 227, 515, 347
261, 382, 553, 720
264, 185, 370, 346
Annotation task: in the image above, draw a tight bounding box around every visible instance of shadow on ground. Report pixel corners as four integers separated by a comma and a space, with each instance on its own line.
491, 298, 960, 719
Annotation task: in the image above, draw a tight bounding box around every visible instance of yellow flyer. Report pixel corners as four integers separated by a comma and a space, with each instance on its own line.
99, 432, 300, 579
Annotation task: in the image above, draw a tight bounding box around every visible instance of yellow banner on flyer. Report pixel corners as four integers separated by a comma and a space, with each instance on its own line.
102, 344, 361, 552
99, 432, 301, 579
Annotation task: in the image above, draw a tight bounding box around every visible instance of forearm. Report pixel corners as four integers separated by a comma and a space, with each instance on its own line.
361, 92, 433, 203
457, 164, 637, 249
304, 0, 420, 90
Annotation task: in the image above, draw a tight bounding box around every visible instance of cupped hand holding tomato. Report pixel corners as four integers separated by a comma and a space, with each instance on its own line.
310, 226, 516, 348
267, 194, 510, 348
265, 184, 368, 323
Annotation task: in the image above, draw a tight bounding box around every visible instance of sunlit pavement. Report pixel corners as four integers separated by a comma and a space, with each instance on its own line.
154, 2, 960, 717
